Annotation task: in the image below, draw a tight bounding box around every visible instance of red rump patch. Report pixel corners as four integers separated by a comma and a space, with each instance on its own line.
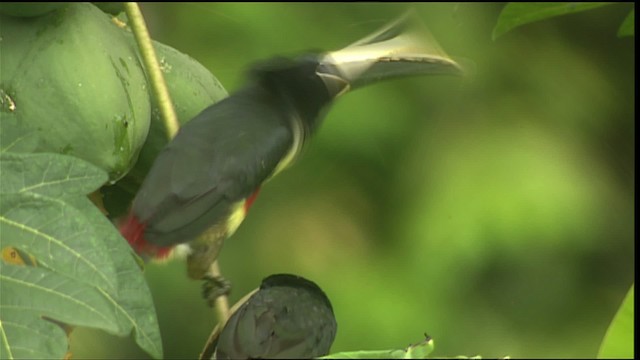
244, 188, 261, 213
119, 213, 172, 259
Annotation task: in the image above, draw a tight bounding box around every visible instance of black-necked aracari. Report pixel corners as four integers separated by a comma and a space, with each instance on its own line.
202, 273, 337, 359
119, 12, 463, 279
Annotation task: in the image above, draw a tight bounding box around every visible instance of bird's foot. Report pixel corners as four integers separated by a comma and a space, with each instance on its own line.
202, 275, 232, 307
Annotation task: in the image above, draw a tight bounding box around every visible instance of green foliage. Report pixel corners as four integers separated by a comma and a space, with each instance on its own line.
598, 284, 634, 358
320, 336, 434, 359
64, 197, 164, 359
1, 263, 117, 359
93, 2, 124, 16
1, 152, 111, 197
319, 336, 509, 359
0, 4, 162, 352
0, 121, 39, 154
0, 3, 150, 181
493, 2, 621, 39
0, 131, 163, 357
618, 9, 634, 37
0, 3, 229, 357
0, 158, 116, 288
0, 2, 68, 18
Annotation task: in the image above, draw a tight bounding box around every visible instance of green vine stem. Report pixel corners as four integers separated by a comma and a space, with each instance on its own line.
123, 1, 230, 322
124, 2, 179, 139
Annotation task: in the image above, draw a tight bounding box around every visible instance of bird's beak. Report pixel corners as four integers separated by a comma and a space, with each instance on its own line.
317, 10, 463, 96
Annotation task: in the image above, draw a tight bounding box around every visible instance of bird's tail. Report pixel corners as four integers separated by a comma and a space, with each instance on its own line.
318, 10, 463, 92
119, 212, 173, 259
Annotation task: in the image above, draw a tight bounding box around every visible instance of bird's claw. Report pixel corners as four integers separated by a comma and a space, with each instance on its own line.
202, 275, 232, 307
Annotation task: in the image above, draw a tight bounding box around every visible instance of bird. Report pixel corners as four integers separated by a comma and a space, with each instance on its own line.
119, 11, 463, 286
201, 273, 337, 359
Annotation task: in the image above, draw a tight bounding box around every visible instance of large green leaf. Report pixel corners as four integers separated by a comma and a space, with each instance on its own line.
320, 337, 434, 359
0, 152, 163, 359
0, 152, 108, 196
0, 262, 121, 359
598, 284, 634, 358
66, 196, 163, 359
0, 118, 39, 154
0, 308, 68, 359
493, 2, 615, 40
0, 192, 117, 292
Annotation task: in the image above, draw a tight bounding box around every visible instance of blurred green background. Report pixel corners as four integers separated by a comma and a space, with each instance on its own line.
72, 3, 634, 358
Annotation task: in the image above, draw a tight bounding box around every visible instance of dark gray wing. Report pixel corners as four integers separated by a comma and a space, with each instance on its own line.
133, 84, 294, 247
215, 286, 336, 359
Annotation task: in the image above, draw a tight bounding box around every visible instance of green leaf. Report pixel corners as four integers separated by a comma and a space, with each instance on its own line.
618, 8, 634, 37
0, 309, 68, 359
66, 196, 164, 359
0, 192, 118, 293
0, 262, 121, 359
598, 284, 634, 358
92, 2, 124, 15
0, 152, 116, 290
0, 117, 39, 154
493, 2, 615, 40
320, 336, 434, 359
0, 150, 163, 358
0, 152, 108, 197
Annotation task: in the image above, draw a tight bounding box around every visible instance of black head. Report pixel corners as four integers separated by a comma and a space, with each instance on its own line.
260, 273, 335, 314
249, 55, 343, 134
210, 273, 337, 359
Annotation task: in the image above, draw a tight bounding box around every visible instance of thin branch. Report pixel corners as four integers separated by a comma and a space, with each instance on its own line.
208, 261, 230, 321
124, 2, 179, 139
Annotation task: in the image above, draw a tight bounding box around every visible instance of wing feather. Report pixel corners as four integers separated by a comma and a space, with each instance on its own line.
133, 84, 294, 246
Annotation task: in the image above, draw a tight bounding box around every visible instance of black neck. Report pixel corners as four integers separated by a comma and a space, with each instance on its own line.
251, 55, 334, 134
